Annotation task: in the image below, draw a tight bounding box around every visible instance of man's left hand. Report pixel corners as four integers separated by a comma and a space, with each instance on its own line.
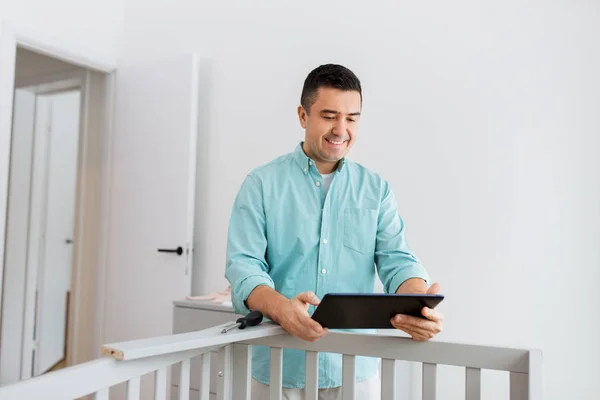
391, 282, 444, 341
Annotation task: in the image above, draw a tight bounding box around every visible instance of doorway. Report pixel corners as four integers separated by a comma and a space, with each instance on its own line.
0, 46, 109, 385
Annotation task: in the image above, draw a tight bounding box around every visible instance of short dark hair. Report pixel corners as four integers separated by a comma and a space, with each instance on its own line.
300, 64, 362, 113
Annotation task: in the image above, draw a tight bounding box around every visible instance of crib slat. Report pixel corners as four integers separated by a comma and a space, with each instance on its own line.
528, 349, 543, 400
95, 387, 109, 400
510, 372, 528, 400
305, 351, 319, 400
342, 354, 355, 400
232, 344, 252, 400
217, 345, 233, 400
270, 347, 283, 400
127, 376, 140, 400
465, 368, 481, 400
154, 367, 167, 400
381, 359, 396, 400
199, 353, 211, 400
422, 363, 437, 400
178, 359, 190, 400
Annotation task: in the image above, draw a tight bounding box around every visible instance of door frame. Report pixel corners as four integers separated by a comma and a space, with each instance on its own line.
0, 17, 116, 380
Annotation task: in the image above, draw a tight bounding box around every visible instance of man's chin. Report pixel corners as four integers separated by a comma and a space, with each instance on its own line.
323, 150, 347, 162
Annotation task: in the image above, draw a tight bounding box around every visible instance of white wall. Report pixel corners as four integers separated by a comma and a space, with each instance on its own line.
0, 0, 121, 324
0, 0, 123, 68
119, 1, 600, 398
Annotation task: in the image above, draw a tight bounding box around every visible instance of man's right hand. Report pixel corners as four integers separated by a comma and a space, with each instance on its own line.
246, 286, 328, 342
272, 291, 328, 342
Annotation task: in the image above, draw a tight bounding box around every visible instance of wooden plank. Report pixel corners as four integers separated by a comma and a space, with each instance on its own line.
232, 344, 252, 400
0, 347, 218, 400
102, 322, 285, 360
179, 359, 190, 400
127, 376, 140, 400
199, 353, 211, 400
154, 367, 167, 400
510, 372, 528, 400
465, 367, 481, 400
342, 354, 355, 400
95, 388, 109, 400
270, 347, 283, 400
242, 329, 533, 373
217, 345, 233, 400
381, 359, 396, 400
305, 351, 319, 400
422, 363, 437, 400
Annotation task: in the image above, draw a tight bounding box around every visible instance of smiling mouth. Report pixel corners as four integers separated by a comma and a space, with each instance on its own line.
325, 138, 347, 146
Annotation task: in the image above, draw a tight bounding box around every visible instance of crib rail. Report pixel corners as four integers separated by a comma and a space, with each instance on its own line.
0, 322, 543, 400
242, 331, 544, 400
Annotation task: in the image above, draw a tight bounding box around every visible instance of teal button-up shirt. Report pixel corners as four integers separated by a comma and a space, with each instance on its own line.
225, 142, 430, 389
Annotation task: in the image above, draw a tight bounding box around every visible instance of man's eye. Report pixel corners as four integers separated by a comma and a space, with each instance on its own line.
323, 116, 335, 120
347, 118, 355, 122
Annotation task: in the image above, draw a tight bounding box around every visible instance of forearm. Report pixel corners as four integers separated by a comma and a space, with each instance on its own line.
396, 277, 428, 294
245, 285, 289, 322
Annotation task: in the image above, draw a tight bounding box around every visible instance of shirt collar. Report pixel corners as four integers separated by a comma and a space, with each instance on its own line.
293, 141, 346, 173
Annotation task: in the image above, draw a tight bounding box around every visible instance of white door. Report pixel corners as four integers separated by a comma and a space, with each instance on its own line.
103, 54, 199, 352
0, 89, 36, 385
32, 91, 82, 375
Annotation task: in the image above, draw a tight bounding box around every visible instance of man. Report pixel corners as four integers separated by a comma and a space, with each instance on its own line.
225, 64, 443, 399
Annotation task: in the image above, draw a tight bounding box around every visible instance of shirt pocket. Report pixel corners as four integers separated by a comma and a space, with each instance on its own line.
343, 208, 378, 254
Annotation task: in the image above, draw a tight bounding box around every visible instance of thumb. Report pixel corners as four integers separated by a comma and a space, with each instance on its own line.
296, 291, 321, 306
427, 282, 441, 295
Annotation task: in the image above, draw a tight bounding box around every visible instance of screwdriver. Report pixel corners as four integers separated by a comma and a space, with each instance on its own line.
221, 310, 263, 334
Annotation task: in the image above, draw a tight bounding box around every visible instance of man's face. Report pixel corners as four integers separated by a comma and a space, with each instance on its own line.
298, 87, 361, 172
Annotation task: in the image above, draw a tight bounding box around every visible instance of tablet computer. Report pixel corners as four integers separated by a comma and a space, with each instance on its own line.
311, 293, 444, 329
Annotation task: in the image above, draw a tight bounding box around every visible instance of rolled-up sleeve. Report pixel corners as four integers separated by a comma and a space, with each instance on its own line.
225, 174, 275, 315
375, 181, 430, 293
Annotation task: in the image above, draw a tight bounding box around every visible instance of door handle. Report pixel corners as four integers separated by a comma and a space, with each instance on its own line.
157, 246, 183, 256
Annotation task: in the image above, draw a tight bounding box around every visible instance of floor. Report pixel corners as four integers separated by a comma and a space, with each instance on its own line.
48, 359, 66, 372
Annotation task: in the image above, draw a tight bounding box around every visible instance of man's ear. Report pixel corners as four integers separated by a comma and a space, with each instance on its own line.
298, 105, 308, 129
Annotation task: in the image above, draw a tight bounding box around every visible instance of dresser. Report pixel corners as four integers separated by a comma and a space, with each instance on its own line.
171, 299, 242, 399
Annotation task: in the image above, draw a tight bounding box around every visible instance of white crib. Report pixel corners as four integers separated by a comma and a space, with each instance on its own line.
0, 321, 543, 399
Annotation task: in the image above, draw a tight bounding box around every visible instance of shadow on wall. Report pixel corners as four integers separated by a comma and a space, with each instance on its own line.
192, 58, 214, 296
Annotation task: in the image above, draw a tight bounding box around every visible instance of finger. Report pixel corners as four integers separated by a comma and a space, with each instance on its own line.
391, 320, 437, 340
299, 324, 327, 341
393, 315, 443, 336
296, 291, 321, 306
427, 282, 441, 295
393, 314, 431, 330
297, 313, 324, 335
390, 321, 431, 340
286, 315, 323, 341
421, 307, 444, 322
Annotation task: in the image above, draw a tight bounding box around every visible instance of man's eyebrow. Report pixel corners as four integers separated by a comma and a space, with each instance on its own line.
320, 109, 361, 116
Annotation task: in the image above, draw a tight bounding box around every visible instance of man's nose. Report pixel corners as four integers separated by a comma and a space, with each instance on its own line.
331, 119, 347, 136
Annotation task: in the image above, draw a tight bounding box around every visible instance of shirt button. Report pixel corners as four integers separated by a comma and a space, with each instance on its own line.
303, 167, 308, 174
321, 268, 327, 274
322, 239, 327, 244
309, 160, 313, 166
315, 181, 321, 187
